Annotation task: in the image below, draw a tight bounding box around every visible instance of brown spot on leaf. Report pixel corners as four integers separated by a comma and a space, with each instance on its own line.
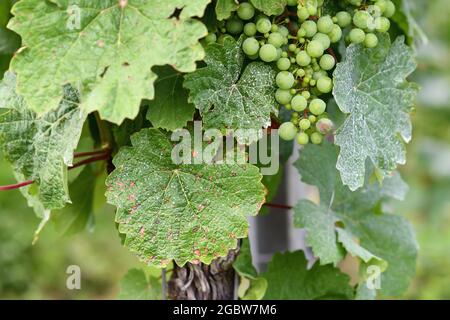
194, 249, 201, 257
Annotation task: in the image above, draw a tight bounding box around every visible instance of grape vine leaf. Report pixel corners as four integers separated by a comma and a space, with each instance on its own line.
0, 71, 86, 212
184, 36, 278, 144
294, 142, 417, 296
106, 128, 266, 267
333, 34, 419, 191
392, 0, 428, 46
8, 0, 210, 124
146, 66, 195, 131
215, 0, 238, 21
117, 268, 161, 300
250, 0, 286, 16
262, 251, 354, 300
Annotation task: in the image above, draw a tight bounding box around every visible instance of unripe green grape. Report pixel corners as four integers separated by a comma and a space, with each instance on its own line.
308, 114, 317, 123
301, 90, 311, 100
277, 57, 291, 71
244, 22, 257, 36
278, 25, 290, 37
310, 132, 323, 144
259, 44, 278, 62
226, 17, 244, 35
364, 33, 378, 48
328, 24, 343, 43
313, 70, 328, 80
289, 88, 297, 95
204, 33, 217, 44
264, 33, 270, 38
317, 76, 333, 93
291, 95, 308, 112
309, 98, 326, 115
335, 11, 352, 28
353, 11, 372, 30
295, 48, 301, 54
313, 33, 331, 50
383, 1, 396, 18
349, 28, 366, 44
317, 15, 334, 34
276, 48, 283, 60
242, 37, 260, 56
296, 132, 309, 145
289, 44, 297, 52
316, 118, 334, 134
256, 18, 272, 34
281, 51, 288, 58
268, 32, 285, 48
299, 118, 311, 130
307, 40, 324, 58
296, 51, 311, 66
279, 122, 298, 141
310, 79, 316, 86
276, 71, 295, 89
275, 89, 293, 105
375, 17, 390, 33
319, 54, 335, 71
237, 2, 255, 20
306, 3, 317, 16
297, 69, 306, 77
297, 7, 310, 22
285, 103, 292, 110
287, 0, 298, 6
348, 0, 362, 5
301, 21, 318, 38
248, 54, 259, 60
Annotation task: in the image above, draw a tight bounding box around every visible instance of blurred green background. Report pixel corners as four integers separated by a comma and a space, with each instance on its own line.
1, 0, 449, 299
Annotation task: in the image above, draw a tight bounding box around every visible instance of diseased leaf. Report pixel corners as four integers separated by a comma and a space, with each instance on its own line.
216, 0, 238, 21
117, 268, 161, 300
250, 0, 286, 16
333, 34, 418, 191
184, 36, 278, 144
8, 0, 210, 123
146, 66, 195, 131
262, 251, 354, 300
106, 128, 265, 267
294, 142, 417, 297
0, 71, 86, 212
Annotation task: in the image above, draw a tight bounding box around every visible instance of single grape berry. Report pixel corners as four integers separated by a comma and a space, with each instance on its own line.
237, 2, 255, 20
364, 33, 378, 48
256, 17, 272, 34
307, 40, 324, 58
301, 20, 318, 38
226, 17, 244, 35
335, 11, 352, 28
383, 1, 396, 18
316, 118, 334, 134
296, 132, 309, 145
375, 17, 390, 33
297, 6, 310, 22
296, 51, 312, 67
268, 32, 285, 48
317, 15, 334, 34
353, 10, 372, 30
287, 0, 298, 6
243, 37, 260, 56
291, 95, 308, 112
259, 44, 278, 62
276, 71, 295, 90
329, 24, 343, 43
309, 98, 326, 115
349, 28, 366, 44
299, 118, 311, 130
204, 33, 217, 44
278, 25, 290, 37
275, 89, 293, 105
319, 54, 335, 71
313, 70, 328, 80
301, 90, 311, 100
317, 76, 333, 93
279, 122, 298, 141
310, 132, 323, 144
277, 57, 291, 71
313, 33, 331, 50
244, 22, 257, 36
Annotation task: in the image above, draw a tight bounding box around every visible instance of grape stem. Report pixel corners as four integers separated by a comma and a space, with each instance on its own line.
264, 202, 293, 210
0, 153, 110, 191
327, 47, 338, 63
74, 148, 110, 158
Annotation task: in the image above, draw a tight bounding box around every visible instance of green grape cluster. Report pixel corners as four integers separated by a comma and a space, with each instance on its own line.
203, 0, 395, 145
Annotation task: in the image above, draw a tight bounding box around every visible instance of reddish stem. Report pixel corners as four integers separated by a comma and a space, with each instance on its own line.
327, 47, 338, 63
74, 149, 109, 158
0, 180, 34, 191
264, 202, 293, 210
